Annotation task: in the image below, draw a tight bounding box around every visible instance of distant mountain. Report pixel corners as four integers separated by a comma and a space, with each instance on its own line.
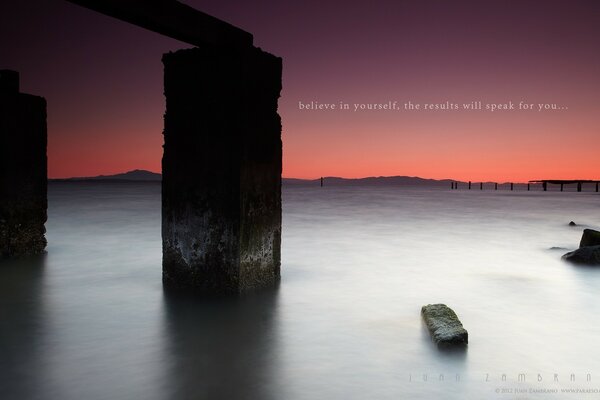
52, 170, 460, 186
283, 176, 454, 187
51, 169, 161, 182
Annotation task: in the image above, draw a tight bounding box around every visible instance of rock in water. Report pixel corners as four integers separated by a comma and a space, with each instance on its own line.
421, 304, 468, 348
580, 229, 600, 248
569, 221, 577, 226
562, 245, 600, 265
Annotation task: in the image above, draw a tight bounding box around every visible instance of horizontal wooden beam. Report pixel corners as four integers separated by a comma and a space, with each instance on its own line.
66, 0, 253, 48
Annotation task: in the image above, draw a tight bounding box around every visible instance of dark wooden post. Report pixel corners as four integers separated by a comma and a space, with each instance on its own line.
596, 182, 598, 192
480, 182, 483, 190
321, 177, 324, 187
0, 70, 47, 257
510, 183, 514, 191
543, 182, 547, 191
468, 181, 471, 190
577, 182, 582, 192
495, 182, 498, 190
162, 45, 282, 295
527, 183, 530, 191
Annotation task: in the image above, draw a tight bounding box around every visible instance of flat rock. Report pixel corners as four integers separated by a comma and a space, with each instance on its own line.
562, 245, 600, 265
580, 229, 600, 248
421, 304, 468, 348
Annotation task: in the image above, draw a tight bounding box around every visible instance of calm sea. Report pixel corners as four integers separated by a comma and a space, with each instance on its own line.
1, 182, 599, 400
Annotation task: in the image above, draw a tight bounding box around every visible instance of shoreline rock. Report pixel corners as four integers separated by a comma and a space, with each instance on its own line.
580, 229, 600, 248
562, 245, 600, 265
421, 304, 468, 348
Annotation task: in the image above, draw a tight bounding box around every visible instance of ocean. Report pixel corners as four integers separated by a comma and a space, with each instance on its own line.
1, 182, 599, 399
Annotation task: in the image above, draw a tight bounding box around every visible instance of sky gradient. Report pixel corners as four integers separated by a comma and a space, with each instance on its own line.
1, 0, 599, 181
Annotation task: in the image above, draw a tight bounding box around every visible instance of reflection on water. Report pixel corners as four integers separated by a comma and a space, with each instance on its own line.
0, 182, 599, 399
0, 256, 46, 400
162, 290, 280, 400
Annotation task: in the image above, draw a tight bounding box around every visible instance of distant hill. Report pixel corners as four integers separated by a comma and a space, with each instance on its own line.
51, 170, 461, 186
283, 176, 454, 187
51, 169, 161, 182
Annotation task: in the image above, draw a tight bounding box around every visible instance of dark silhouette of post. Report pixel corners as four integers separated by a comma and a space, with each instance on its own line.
321, 177, 324, 187
480, 182, 483, 190
596, 183, 599, 192
543, 182, 547, 191
577, 182, 582, 192
510, 183, 514, 191
468, 181, 471, 190
560, 183, 564, 192
495, 182, 498, 190
527, 183, 530, 191
67, 0, 283, 294
0, 70, 47, 257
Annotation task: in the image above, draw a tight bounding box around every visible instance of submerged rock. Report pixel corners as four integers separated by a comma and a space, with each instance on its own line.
421, 304, 468, 348
562, 245, 600, 265
580, 229, 600, 248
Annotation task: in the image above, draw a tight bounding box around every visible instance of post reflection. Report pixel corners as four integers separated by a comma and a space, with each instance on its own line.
162, 288, 281, 400
0, 255, 47, 400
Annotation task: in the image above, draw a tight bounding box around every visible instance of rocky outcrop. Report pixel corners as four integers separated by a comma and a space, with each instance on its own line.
421, 304, 468, 348
0, 70, 47, 258
569, 221, 577, 226
580, 229, 600, 248
562, 246, 600, 265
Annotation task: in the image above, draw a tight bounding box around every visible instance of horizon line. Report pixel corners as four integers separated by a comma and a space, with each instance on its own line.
47, 169, 593, 185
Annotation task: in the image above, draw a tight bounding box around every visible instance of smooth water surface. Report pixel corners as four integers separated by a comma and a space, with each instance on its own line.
1, 182, 599, 399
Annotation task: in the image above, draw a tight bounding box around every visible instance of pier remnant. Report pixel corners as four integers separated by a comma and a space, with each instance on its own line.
531, 179, 600, 193
421, 304, 468, 348
67, 0, 284, 295
0, 70, 47, 257
162, 45, 282, 295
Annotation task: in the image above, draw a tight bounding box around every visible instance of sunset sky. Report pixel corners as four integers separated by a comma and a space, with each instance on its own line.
1, 0, 599, 181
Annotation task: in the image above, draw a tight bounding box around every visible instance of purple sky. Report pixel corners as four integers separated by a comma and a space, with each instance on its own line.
1, 0, 599, 180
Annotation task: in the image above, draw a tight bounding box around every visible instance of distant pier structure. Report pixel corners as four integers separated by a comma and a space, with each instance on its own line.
450, 179, 599, 192
529, 180, 600, 192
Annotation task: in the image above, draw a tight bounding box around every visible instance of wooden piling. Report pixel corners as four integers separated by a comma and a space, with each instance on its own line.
468, 181, 471, 190
495, 182, 498, 190
510, 183, 514, 191
577, 182, 582, 192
